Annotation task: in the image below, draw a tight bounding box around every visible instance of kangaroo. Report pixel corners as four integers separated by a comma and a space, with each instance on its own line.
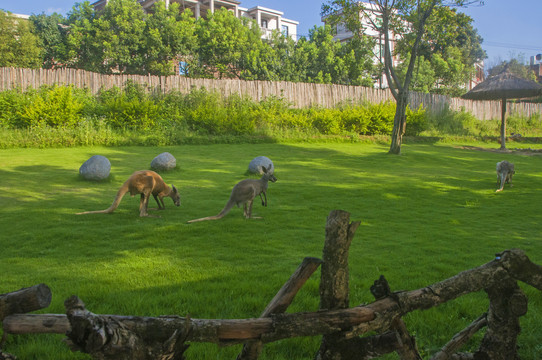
187, 165, 277, 223
496, 160, 515, 192
76, 170, 180, 217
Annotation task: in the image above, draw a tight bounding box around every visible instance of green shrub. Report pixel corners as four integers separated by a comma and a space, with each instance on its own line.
97, 83, 159, 130
310, 108, 344, 135
365, 101, 396, 135
0, 86, 87, 128
405, 105, 428, 136
0, 88, 34, 127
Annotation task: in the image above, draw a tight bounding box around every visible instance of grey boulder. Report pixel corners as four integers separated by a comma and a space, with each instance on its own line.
248, 156, 274, 174
151, 152, 176, 171
79, 155, 111, 181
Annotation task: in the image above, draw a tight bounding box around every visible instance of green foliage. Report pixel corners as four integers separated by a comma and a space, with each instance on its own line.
29, 12, 69, 68
0, 11, 42, 68
405, 105, 428, 136
182, 88, 257, 134
96, 81, 159, 129
93, 0, 147, 74
144, 3, 197, 76
0, 86, 87, 128
488, 57, 538, 81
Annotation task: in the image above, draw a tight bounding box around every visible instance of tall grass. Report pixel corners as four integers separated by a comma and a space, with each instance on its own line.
1, 143, 542, 359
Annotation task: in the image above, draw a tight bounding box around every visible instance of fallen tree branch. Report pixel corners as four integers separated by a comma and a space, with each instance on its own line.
431, 314, 487, 360
237, 256, 323, 360
0, 284, 51, 321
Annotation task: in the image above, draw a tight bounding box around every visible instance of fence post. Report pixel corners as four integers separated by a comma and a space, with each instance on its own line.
316, 210, 360, 360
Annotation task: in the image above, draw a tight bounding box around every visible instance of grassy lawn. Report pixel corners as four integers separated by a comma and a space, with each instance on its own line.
1, 141, 542, 359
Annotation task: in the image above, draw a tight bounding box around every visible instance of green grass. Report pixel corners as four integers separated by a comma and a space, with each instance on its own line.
1, 142, 542, 359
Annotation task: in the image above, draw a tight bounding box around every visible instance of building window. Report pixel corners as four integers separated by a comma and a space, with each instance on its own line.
281, 25, 288, 36
179, 61, 188, 76
261, 19, 268, 28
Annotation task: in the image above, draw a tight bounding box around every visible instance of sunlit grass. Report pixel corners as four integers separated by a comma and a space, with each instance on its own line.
1, 142, 542, 359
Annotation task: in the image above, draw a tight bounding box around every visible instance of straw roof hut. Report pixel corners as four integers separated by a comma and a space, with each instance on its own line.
462, 70, 542, 149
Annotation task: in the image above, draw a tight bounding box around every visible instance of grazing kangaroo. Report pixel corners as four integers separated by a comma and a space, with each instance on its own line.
496, 160, 515, 192
76, 170, 180, 217
187, 166, 277, 223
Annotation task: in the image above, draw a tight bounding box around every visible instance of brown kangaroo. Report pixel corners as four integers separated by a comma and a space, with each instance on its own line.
76, 170, 180, 217
187, 165, 277, 223
496, 160, 515, 192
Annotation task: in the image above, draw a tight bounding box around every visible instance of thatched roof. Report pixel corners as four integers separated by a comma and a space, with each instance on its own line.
462, 71, 542, 101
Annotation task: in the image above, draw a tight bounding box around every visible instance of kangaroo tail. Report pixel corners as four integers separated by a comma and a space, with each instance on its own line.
76, 187, 128, 215
187, 199, 235, 223
496, 171, 508, 192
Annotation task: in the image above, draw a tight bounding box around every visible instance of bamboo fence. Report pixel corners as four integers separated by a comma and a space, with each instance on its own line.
1, 67, 541, 120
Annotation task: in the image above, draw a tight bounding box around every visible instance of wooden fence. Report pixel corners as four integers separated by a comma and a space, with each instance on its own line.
1, 67, 541, 121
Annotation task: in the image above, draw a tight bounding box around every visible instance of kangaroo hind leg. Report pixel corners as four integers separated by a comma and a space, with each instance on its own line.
140, 176, 159, 217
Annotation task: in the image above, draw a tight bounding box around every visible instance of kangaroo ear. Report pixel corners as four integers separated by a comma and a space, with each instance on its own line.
172, 185, 177, 193
261, 166, 267, 174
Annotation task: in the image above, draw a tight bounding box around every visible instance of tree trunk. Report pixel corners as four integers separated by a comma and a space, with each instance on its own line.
389, 90, 409, 155
500, 98, 507, 150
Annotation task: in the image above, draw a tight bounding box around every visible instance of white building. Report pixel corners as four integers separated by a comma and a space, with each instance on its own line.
92, 0, 298, 41
323, 2, 401, 89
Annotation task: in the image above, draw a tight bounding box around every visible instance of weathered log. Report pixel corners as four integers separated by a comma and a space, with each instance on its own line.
475, 272, 527, 360
430, 314, 487, 360
237, 256, 323, 360
317, 332, 403, 360
371, 276, 421, 360
316, 210, 360, 360
0, 284, 51, 320
344, 249, 539, 338
3, 314, 70, 334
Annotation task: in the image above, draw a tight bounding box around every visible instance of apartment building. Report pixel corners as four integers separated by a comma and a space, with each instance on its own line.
92, 0, 298, 41
530, 54, 542, 84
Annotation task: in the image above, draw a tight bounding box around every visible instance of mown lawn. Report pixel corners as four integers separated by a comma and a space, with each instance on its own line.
1, 142, 542, 359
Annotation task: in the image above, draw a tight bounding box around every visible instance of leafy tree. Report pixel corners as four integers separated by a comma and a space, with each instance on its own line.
0, 11, 42, 68
92, 0, 147, 74
194, 8, 269, 80
488, 57, 537, 81
322, 0, 482, 154
144, 2, 197, 75
266, 31, 301, 82
285, 25, 375, 86
30, 13, 68, 68
65, 1, 99, 70
396, 7, 485, 96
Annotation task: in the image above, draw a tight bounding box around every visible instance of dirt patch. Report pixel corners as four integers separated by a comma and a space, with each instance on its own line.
457, 146, 542, 156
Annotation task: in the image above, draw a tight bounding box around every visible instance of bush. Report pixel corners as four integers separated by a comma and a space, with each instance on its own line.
0, 86, 88, 128
405, 106, 427, 136
96, 82, 159, 130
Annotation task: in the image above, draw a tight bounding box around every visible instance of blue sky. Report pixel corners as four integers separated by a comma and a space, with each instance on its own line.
3, 0, 541, 66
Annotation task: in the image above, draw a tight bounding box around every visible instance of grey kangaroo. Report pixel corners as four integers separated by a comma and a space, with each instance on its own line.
496, 160, 515, 192
187, 165, 277, 223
